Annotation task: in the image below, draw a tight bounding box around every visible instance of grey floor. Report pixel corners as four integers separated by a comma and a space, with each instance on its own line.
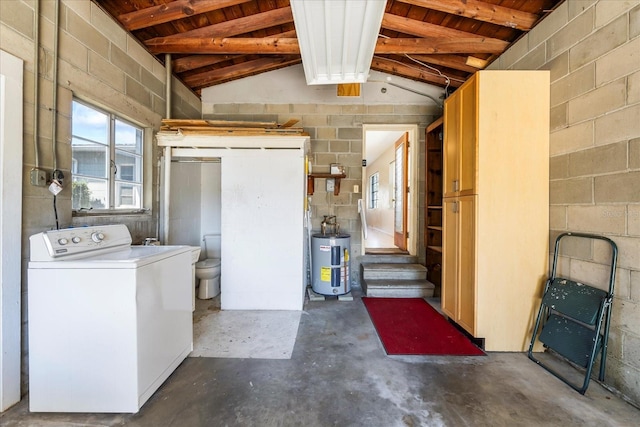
2, 288, 639, 427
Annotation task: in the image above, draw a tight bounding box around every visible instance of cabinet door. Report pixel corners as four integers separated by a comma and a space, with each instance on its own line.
441, 198, 458, 319
458, 79, 477, 196
443, 93, 460, 198
456, 195, 476, 334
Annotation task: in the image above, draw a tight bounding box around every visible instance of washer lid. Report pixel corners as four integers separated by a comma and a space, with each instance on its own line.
196, 258, 221, 268
28, 245, 193, 269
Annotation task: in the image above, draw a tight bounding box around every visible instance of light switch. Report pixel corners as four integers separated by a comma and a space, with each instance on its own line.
354, 185, 359, 193
326, 178, 335, 192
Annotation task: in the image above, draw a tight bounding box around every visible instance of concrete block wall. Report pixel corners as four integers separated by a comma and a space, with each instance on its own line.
0, 0, 201, 395
488, 0, 640, 406
202, 103, 439, 286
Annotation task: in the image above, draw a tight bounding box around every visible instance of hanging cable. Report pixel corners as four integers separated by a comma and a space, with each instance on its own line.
403, 54, 452, 95
53, 195, 59, 230
374, 33, 465, 97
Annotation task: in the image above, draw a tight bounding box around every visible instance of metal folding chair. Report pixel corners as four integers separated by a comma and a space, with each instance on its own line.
528, 232, 618, 394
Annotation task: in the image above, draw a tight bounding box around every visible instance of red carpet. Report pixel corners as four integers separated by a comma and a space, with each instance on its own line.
362, 297, 485, 356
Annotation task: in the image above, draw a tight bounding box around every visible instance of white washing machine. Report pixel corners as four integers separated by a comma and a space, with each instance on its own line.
28, 224, 193, 413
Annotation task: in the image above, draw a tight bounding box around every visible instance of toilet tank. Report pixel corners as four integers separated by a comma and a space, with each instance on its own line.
203, 234, 221, 259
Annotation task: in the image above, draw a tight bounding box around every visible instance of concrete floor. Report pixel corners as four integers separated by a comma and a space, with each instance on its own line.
2, 288, 639, 427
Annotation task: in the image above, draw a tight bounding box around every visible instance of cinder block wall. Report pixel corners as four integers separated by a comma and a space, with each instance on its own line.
488, 0, 640, 405
202, 103, 439, 285
0, 0, 201, 394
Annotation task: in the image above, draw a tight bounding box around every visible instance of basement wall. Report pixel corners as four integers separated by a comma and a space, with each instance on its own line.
0, 0, 201, 395
488, 0, 640, 406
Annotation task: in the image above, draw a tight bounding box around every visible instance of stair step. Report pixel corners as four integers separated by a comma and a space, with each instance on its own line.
362, 279, 435, 298
361, 263, 427, 280
360, 254, 418, 264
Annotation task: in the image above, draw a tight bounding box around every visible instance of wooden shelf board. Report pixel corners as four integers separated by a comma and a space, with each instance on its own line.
427, 205, 443, 209
427, 226, 443, 231
427, 245, 443, 253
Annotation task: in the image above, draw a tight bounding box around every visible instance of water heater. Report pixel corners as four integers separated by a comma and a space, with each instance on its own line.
311, 233, 351, 295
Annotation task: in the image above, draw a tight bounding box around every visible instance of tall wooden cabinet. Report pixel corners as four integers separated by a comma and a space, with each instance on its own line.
441, 70, 550, 351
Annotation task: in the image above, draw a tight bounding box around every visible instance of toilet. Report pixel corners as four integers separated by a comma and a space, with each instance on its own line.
195, 234, 221, 299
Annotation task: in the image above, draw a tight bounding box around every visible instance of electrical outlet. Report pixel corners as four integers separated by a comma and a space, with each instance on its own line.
326, 178, 335, 192
30, 169, 47, 187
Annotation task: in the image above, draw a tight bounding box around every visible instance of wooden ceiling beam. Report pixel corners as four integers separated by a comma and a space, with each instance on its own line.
371, 56, 463, 88
409, 54, 484, 73
375, 37, 509, 54
173, 55, 242, 73
147, 37, 301, 54
118, 0, 252, 31
382, 12, 506, 41
396, 0, 538, 31
185, 57, 302, 89
145, 6, 293, 43
172, 30, 298, 73
149, 36, 508, 55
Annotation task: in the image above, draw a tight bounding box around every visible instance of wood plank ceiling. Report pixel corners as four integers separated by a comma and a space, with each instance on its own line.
92, 0, 565, 96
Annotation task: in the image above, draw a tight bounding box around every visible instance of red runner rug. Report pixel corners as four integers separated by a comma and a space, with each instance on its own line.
362, 297, 485, 356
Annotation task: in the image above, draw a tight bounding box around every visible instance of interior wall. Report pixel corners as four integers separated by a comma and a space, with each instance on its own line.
201, 104, 440, 285
365, 144, 395, 236
487, 0, 640, 405
0, 0, 202, 400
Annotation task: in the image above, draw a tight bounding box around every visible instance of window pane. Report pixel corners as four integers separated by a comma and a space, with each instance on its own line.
72, 101, 108, 144
72, 177, 107, 210
115, 151, 141, 182
115, 119, 142, 154
71, 139, 107, 178
115, 182, 141, 209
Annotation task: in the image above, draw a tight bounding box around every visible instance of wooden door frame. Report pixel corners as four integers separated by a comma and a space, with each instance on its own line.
393, 133, 409, 250
362, 124, 419, 255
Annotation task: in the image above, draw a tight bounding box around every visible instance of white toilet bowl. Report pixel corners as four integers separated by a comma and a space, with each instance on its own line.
195, 234, 221, 299
195, 258, 221, 299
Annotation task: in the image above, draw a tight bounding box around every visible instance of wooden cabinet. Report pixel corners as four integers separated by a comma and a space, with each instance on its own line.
425, 117, 443, 291
443, 79, 476, 198
443, 195, 476, 332
441, 70, 550, 351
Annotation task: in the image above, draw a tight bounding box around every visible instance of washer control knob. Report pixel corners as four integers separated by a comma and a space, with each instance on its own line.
91, 232, 105, 243
58, 238, 68, 245
72, 236, 81, 244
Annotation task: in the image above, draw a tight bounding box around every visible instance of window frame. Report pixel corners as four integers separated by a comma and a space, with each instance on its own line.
71, 98, 145, 214
369, 172, 379, 209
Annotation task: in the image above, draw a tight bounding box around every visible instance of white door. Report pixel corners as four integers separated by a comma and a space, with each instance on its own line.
221, 150, 305, 310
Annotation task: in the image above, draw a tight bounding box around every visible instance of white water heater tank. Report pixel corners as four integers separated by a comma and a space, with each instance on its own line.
311, 233, 351, 295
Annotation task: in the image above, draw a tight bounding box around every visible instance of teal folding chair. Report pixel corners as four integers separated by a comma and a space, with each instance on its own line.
528, 232, 618, 394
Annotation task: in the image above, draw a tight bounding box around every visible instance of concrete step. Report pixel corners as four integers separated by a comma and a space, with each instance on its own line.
362, 278, 436, 298
361, 263, 427, 281
360, 254, 418, 264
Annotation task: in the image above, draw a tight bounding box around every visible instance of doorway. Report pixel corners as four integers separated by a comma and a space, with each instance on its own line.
362, 124, 419, 255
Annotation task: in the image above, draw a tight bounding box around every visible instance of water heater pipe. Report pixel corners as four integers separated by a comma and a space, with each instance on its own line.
33, 0, 40, 168
51, 0, 60, 170
162, 147, 172, 244
165, 53, 171, 119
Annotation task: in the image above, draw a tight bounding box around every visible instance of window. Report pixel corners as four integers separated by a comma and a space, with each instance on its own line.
71, 100, 143, 210
369, 172, 379, 209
